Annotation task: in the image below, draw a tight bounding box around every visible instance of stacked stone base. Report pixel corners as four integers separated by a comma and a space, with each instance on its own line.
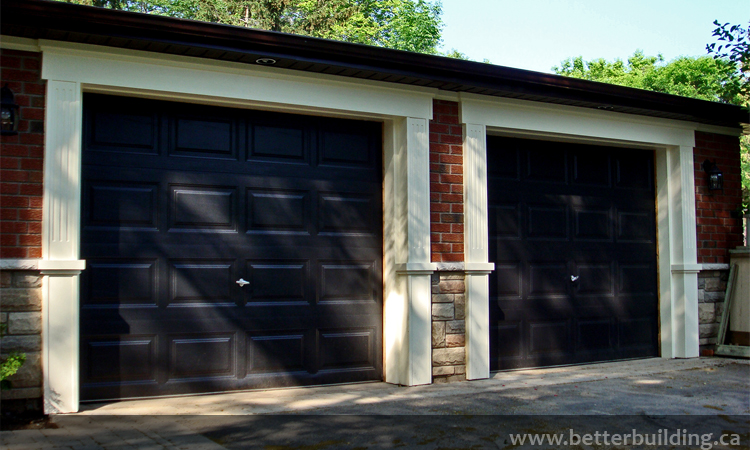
698, 265, 729, 352
431, 271, 466, 383
1, 270, 43, 411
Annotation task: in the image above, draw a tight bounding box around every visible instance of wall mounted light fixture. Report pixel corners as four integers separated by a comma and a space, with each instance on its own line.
702, 159, 724, 191
1, 84, 20, 136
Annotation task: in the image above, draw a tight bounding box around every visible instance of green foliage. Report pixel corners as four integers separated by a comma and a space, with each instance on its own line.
443, 48, 469, 60
60, 0, 444, 54
707, 21, 750, 211
553, 50, 744, 105
0, 323, 26, 391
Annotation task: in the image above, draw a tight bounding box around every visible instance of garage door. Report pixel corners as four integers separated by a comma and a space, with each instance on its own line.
80, 94, 383, 400
487, 136, 658, 370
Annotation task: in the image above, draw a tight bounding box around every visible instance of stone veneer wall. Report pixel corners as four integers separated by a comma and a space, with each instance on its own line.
0, 269, 43, 410
431, 271, 466, 382
697, 266, 729, 353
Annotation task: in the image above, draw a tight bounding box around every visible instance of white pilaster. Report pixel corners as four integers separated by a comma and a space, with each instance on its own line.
463, 124, 494, 380
384, 117, 435, 386
659, 145, 700, 358
42, 80, 85, 413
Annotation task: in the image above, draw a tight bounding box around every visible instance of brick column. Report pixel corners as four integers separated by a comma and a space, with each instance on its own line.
1, 48, 46, 410
429, 99, 467, 382
693, 131, 743, 352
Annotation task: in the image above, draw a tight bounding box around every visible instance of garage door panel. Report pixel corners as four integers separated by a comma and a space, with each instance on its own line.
82, 335, 157, 383
573, 207, 612, 241
83, 259, 158, 307
250, 123, 307, 162
171, 117, 237, 159
615, 152, 653, 190
88, 110, 159, 154
247, 332, 306, 374
169, 185, 238, 232
576, 319, 613, 351
245, 260, 309, 305
247, 188, 309, 233
318, 328, 377, 372
84, 181, 160, 230
489, 136, 657, 370
168, 334, 236, 380
572, 151, 611, 187
617, 210, 655, 242
169, 260, 236, 306
81, 94, 382, 400
525, 146, 567, 183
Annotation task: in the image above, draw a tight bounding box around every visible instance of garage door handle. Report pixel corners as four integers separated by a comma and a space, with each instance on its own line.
570, 275, 579, 282
236, 278, 249, 287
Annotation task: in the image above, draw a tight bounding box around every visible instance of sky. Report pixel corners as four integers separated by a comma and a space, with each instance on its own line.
438, 0, 749, 74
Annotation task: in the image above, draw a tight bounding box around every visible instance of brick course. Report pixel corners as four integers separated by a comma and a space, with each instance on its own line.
430, 100, 464, 263
693, 131, 744, 264
0, 49, 45, 259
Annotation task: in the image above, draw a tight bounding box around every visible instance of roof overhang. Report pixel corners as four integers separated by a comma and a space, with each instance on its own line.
2, 0, 748, 129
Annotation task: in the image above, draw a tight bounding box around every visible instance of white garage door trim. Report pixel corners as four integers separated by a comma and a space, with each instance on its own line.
36, 40, 437, 413
460, 94, 741, 379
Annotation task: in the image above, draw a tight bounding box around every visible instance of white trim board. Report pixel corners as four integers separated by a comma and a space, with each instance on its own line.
38, 43, 436, 413
460, 97, 704, 368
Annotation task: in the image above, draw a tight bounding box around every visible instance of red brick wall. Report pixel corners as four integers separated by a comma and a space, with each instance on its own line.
429, 100, 464, 263
0, 49, 45, 259
694, 131, 743, 264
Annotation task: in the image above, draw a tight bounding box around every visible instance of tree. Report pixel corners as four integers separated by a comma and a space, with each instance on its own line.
707, 21, 750, 215
552, 50, 744, 105
59, 0, 444, 54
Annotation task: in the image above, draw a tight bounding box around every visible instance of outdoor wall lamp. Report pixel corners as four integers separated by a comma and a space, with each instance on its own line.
702, 159, 724, 191
1, 84, 20, 136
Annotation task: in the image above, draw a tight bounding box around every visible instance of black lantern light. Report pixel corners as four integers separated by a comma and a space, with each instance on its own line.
1, 84, 20, 136
702, 159, 723, 191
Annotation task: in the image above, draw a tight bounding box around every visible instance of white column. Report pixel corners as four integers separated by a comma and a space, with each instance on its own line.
384, 117, 435, 386
41, 80, 85, 413
658, 145, 700, 359
463, 123, 494, 380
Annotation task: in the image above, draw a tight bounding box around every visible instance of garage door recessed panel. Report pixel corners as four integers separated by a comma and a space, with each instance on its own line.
91, 111, 157, 153
170, 187, 237, 232
490, 204, 520, 238
572, 152, 610, 186
319, 329, 375, 371
251, 125, 306, 161
85, 260, 157, 306
619, 264, 656, 295
575, 263, 614, 297
320, 130, 371, 166
526, 148, 566, 183
172, 118, 235, 159
619, 318, 655, 347
617, 211, 653, 242
84, 336, 156, 383
248, 334, 305, 374
247, 189, 308, 234
86, 182, 158, 229
247, 262, 308, 304
529, 321, 571, 354
574, 209, 611, 241
170, 261, 235, 305
169, 335, 235, 379
529, 263, 568, 296
493, 263, 521, 299
577, 319, 612, 351
492, 322, 523, 357
321, 263, 375, 303
616, 154, 652, 189
528, 205, 567, 239
319, 194, 374, 234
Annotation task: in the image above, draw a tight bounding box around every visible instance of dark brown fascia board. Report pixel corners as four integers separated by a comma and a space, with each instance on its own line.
2, 0, 748, 129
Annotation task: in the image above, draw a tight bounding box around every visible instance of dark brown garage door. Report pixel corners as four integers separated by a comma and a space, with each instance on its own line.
488, 136, 658, 371
80, 94, 383, 401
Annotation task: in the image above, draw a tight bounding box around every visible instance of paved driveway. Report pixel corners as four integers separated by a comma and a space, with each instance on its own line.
3, 357, 748, 449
